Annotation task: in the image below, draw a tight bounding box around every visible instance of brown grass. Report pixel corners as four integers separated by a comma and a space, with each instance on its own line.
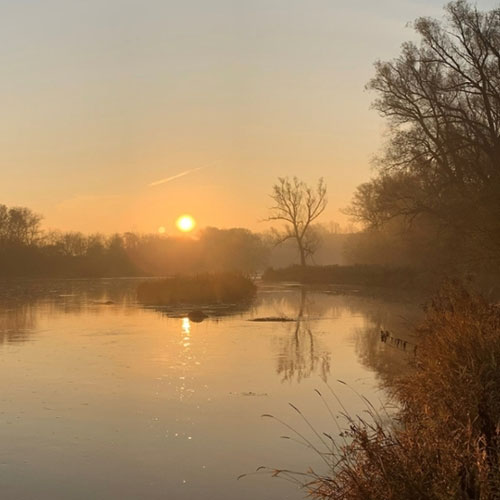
136, 272, 256, 305
271, 282, 500, 499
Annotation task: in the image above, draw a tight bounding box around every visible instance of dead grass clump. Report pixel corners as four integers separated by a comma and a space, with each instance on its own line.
137, 272, 256, 305
282, 282, 500, 499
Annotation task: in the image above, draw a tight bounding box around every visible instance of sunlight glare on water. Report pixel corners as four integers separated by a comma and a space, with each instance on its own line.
0, 279, 418, 500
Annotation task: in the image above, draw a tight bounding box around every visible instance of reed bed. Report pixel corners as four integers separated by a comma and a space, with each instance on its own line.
266, 282, 500, 499
137, 272, 256, 305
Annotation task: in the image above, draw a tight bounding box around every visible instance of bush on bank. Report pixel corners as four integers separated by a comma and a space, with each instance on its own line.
292, 283, 500, 499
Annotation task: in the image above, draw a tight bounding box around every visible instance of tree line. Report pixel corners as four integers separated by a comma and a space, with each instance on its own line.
0, 206, 273, 277
0, 203, 352, 278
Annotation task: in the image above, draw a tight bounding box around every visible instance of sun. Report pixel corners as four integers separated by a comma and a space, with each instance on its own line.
176, 214, 196, 233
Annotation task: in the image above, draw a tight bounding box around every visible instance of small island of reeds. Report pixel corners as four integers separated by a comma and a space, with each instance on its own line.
137, 272, 256, 305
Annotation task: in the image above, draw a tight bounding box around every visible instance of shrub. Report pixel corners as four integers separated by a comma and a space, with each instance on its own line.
276, 283, 500, 499
137, 272, 256, 305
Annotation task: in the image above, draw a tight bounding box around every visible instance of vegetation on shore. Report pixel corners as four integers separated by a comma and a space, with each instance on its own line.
277, 283, 500, 499
0, 204, 270, 278
262, 264, 420, 289
345, 1, 500, 277
136, 272, 256, 305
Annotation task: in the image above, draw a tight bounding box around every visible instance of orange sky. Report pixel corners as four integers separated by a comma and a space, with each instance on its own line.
1, 0, 496, 234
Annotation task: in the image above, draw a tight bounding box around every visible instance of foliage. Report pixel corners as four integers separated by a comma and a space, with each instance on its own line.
136, 272, 256, 305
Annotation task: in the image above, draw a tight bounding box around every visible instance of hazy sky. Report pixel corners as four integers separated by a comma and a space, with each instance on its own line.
1, 0, 497, 234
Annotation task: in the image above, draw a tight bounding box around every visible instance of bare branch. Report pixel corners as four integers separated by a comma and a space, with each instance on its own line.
267, 177, 328, 266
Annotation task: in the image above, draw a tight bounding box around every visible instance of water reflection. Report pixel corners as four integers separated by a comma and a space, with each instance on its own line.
0, 279, 421, 500
0, 279, 418, 388
275, 288, 330, 383
182, 317, 191, 335
0, 281, 421, 391
0, 278, 144, 346
353, 298, 421, 384
146, 301, 255, 322
0, 302, 36, 344
178, 317, 193, 401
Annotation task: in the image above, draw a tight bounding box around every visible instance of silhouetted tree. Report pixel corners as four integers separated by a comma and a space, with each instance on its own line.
59, 232, 87, 256
268, 177, 327, 267
349, 1, 500, 270
0, 202, 273, 278
0, 204, 42, 247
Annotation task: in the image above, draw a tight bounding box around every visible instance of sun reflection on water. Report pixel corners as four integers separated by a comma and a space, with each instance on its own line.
182, 317, 191, 348
178, 317, 192, 401
182, 317, 190, 335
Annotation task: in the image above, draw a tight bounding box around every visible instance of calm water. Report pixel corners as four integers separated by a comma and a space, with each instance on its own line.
0, 279, 419, 500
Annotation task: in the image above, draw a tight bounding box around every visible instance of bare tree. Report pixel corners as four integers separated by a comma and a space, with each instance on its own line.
267, 177, 327, 266
348, 1, 500, 268
0, 205, 42, 247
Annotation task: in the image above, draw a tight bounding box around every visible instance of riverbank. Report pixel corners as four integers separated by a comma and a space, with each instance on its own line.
262, 264, 422, 289
288, 282, 500, 499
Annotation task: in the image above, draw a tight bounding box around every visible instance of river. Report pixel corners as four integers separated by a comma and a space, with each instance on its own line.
0, 279, 420, 500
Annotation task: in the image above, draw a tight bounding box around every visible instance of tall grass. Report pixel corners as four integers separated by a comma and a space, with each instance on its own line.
270, 282, 500, 499
137, 272, 256, 305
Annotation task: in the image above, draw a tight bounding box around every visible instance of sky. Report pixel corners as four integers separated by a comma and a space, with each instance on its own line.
1, 0, 498, 235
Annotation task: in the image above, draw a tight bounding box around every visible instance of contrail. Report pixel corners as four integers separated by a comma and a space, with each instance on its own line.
149, 165, 210, 187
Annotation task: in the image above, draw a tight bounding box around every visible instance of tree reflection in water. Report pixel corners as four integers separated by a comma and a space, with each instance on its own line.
353, 300, 421, 385
0, 278, 139, 346
0, 302, 37, 345
275, 287, 330, 383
